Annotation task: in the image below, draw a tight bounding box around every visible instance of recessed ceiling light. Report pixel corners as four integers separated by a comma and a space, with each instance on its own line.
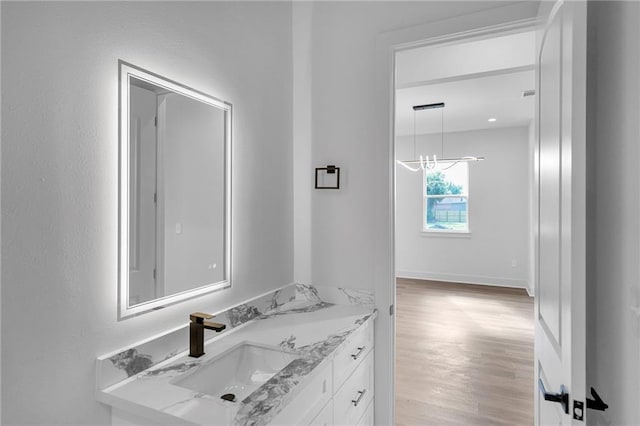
488, 118, 497, 122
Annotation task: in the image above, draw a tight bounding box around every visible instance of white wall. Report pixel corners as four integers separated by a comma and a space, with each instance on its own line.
395, 126, 530, 289
396, 30, 535, 87
1, 2, 292, 424
586, 2, 640, 425
308, 0, 537, 288
307, 2, 539, 423
292, 2, 313, 285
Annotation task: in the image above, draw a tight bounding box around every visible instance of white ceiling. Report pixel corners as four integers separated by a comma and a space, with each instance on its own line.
395, 30, 535, 137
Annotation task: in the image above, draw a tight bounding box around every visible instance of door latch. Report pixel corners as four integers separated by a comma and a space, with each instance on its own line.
572, 387, 608, 421
586, 387, 609, 411
539, 379, 569, 414
573, 400, 584, 421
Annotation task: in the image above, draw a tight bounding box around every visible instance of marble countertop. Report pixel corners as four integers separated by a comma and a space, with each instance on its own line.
97, 287, 376, 426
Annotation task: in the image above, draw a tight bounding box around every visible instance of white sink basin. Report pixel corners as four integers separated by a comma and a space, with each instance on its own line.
171, 342, 300, 402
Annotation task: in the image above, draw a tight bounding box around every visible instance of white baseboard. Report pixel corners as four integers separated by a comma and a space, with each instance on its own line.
396, 269, 530, 291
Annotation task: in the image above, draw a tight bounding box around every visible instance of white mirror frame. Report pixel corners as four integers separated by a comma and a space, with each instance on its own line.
118, 60, 232, 319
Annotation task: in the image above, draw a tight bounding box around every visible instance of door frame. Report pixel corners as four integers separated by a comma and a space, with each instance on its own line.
373, 4, 541, 424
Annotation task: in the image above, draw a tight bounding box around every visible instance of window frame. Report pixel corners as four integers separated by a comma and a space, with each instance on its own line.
422, 162, 470, 234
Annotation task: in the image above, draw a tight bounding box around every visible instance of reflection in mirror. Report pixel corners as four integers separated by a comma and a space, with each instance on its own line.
119, 61, 231, 318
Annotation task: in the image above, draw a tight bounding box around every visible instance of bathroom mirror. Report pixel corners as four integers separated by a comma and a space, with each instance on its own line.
118, 61, 231, 318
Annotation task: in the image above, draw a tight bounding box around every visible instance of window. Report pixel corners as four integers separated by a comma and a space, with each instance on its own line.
423, 162, 469, 232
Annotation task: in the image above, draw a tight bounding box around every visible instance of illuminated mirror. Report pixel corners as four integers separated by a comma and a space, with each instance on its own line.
118, 61, 231, 318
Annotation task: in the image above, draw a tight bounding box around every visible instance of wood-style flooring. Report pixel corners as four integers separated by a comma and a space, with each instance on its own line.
395, 278, 534, 426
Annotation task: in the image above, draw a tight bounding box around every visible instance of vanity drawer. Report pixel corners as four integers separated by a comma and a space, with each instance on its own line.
270, 361, 332, 426
356, 400, 374, 426
333, 351, 373, 426
308, 398, 333, 426
332, 320, 373, 391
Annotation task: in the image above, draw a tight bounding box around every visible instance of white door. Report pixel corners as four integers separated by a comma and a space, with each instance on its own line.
535, 0, 587, 424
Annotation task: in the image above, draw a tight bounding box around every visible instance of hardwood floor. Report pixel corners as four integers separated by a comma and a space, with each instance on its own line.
395, 278, 534, 426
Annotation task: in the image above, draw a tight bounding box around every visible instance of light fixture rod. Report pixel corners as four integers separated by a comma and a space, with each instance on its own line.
398, 156, 485, 164
413, 102, 445, 111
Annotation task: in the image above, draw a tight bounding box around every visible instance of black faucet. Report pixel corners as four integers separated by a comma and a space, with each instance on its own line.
189, 312, 226, 358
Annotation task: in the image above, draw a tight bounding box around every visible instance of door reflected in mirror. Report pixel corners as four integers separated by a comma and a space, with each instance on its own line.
119, 61, 231, 318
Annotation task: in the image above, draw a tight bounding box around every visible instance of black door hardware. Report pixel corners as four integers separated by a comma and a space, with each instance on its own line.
586, 387, 609, 411
539, 379, 569, 414
573, 400, 584, 421
572, 387, 608, 421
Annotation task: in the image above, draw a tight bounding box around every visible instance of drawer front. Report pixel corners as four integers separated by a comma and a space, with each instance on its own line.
356, 400, 374, 426
308, 398, 333, 426
333, 320, 373, 391
271, 362, 332, 425
333, 351, 374, 426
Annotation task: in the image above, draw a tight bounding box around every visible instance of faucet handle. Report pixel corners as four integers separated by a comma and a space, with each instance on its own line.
190, 312, 226, 332
190, 312, 214, 323
203, 320, 226, 332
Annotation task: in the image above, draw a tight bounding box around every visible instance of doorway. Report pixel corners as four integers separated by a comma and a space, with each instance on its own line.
393, 27, 537, 425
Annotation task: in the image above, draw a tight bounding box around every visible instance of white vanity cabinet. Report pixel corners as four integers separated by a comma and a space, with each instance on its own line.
332, 351, 373, 425
101, 311, 376, 426
272, 319, 375, 426
270, 362, 333, 425
330, 319, 374, 426
307, 399, 333, 426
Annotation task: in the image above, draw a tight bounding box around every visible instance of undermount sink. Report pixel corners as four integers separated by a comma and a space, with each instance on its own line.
171, 342, 300, 402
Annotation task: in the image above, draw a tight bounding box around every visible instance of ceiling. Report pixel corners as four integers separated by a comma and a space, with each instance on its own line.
395, 30, 535, 137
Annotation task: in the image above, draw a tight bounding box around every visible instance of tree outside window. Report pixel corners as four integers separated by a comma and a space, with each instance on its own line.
423, 162, 469, 232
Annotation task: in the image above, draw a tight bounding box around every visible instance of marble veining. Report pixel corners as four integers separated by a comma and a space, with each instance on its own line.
109, 349, 154, 377
310, 285, 376, 309
234, 331, 351, 426
259, 301, 334, 318
145, 360, 200, 377
99, 284, 373, 389
233, 315, 374, 425
268, 289, 294, 311
338, 287, 375, 307
278, 335, 296, 350
227, 304, 262, 328
355, 314, 373, 326
233, 357, 319, 426
98, 285, 298, 389
294, 283, 323, 303
97, 284, 376, 426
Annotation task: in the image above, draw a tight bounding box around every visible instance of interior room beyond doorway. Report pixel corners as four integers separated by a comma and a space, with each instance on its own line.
393, 28, 536, 425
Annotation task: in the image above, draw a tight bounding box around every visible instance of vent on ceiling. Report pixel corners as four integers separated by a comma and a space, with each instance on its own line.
522, 89, 536, 98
